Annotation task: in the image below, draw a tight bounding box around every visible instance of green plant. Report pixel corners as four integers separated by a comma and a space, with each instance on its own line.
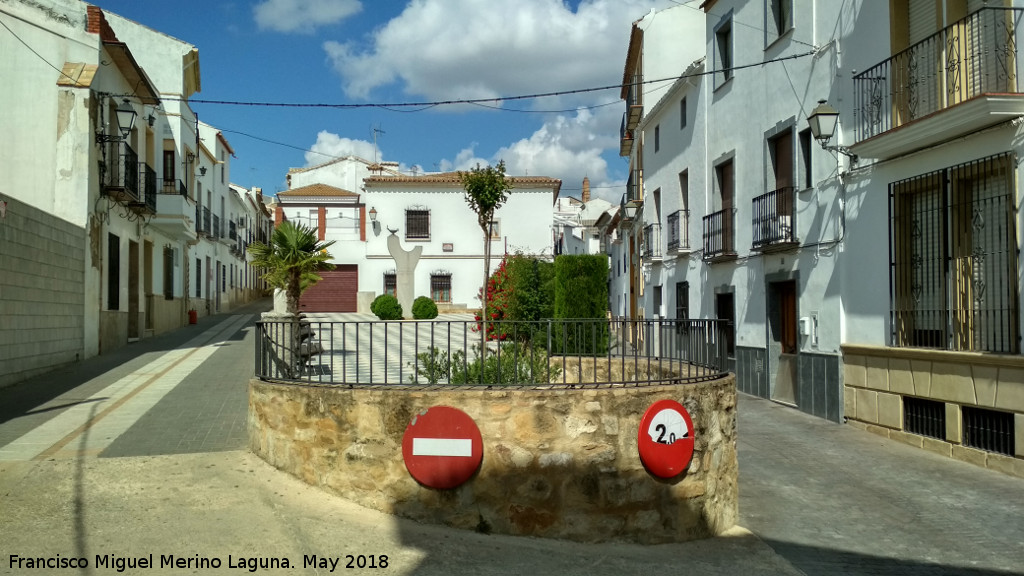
552, 254, 610, 354
408, 343, 560, 386
412, 296, 439, 319
247, 220, 335, 314
371, 294, 403, 320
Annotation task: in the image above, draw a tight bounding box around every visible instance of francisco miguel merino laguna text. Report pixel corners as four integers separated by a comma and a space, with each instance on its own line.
9, 554, 294, 572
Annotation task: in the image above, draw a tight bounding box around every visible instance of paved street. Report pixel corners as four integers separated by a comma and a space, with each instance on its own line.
1, 301, 1022, 575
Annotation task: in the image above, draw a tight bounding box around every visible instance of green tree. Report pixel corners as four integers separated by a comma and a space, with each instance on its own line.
459, 161, 512, 353
247, 220, 335, 315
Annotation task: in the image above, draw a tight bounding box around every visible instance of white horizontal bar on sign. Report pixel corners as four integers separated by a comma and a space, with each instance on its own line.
412, 437, 473, 457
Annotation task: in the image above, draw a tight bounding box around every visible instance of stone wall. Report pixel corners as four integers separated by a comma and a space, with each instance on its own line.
0, 195, 85, 389
249, 375, 738, 544
843, 344, 1024, 478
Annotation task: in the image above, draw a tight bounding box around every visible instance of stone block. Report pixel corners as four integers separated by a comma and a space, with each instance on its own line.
986, 453, 1024, 479
843, 354, 866, 388
921, 436, 952, 458
855, 388, 878, 424
864, 355, 889, 391
995, 369, 1024, 413
951, 445, 988, 468
1017, 414, 1024, 459
972, 365, 998, 408
945, 403, 962, 444
844, 385, 856, 418
911, 359, 932, 397
888, 358, 915, 395
930, 362, 976, 404
889, 430, 924, 448
877, 392, 902, 429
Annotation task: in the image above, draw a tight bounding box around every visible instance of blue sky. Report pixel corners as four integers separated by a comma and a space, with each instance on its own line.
87, 0, 684, 201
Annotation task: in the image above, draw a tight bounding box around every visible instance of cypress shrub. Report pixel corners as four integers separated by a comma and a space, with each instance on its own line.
371, 294, 403, 320
412, 296, 439, 319
552, 254, 609, 354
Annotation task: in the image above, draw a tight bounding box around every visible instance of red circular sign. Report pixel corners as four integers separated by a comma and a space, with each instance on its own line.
401, 405, 483, 489
638, 399, 695, 479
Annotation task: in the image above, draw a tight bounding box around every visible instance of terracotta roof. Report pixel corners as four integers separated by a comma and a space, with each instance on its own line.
364, 173, 562, 194
277, 183, 358, 198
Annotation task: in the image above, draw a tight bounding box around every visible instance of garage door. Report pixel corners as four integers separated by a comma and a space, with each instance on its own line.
299, 265, 358, 312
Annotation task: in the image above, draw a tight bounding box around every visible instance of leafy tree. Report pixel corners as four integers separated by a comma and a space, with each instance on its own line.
459, 160, 512, 353
247, 220, 335, 315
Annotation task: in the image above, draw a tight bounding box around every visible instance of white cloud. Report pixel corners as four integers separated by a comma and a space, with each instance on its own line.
438, 107, 624, 203
304, 131, 379, 167
254, 0, 362, 34
323, 0, 661, 101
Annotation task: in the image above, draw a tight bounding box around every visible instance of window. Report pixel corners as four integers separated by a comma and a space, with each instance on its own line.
714, 16, 733, 87
890, 153, 1018, 353
489, 219, 500, 239
162, 150, 175, 180
406, 207, 430, 240
107, 233, 120, 310
162, 247, 174, 300
431, 272, 452, 303
653, 285, 663, 317
196, 258, 202, 298
766, 0, 793, 44
680, 98, 687, 130
675, 281, 689, 320
222, 264, 227, 293
654, 124, 660, 153
799, 128, 813, 189
383, 271, 396, 297
716, 291, 736, 356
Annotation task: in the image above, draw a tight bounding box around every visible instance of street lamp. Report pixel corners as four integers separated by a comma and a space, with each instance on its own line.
806, 99, 857, 163
95, 98, 137, 143
368, 207, 377, 221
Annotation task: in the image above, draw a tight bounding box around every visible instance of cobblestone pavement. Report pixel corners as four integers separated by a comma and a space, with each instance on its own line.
738, 396, 1024, 575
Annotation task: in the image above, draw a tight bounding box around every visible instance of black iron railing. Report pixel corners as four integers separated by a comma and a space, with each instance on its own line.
255, 318, 732, 387
203, 207, 212, 236
751, 187, 797, 249
904, 396, 946, 439
643, 223, 662, 258
213, 214, 221, 239
963, 406, 1015, 456
101, 142, 139, 200
624, 69, 643, 130
132, 164, 157, 213
229, 221, 237, 240
702, 209, 735, 259
854, 7, 1022, 142
626, 169, 642, 204
160, 178, 186, 197
666, 209, 689, 251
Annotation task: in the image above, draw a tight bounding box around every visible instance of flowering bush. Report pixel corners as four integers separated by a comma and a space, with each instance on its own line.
474, 256, 511, 340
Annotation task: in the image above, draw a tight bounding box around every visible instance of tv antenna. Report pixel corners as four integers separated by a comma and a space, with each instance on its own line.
372, 125, 385, 165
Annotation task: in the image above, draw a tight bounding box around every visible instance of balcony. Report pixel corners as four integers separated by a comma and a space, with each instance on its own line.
619, 113, 635, 157
213, 214, 221, 239
666, 209, 691, 254
626, 169, 643, 204
100, 142, 139, 203
160, 178, 186, 198
853, 7, 1024, 160
751, 187, 798, 252
702, 209, 737, 263
229, 220, 238, 241
642, 223, 662, 260
203, 207, 212, 238
623, 70, 643, 130
151, 179, 197, 243
128, 164, 157, 216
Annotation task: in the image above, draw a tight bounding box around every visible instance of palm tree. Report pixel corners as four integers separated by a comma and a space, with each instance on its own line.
248, 220, 335, 315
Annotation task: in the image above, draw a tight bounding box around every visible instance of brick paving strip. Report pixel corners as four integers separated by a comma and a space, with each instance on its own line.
0, 314, 252, 461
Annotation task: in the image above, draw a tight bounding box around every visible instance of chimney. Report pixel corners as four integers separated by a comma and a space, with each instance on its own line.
582, 177, 591, 203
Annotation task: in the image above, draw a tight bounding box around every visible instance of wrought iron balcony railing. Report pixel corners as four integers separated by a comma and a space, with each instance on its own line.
130, 163, 157, 214
100, 142, 139, 202
624, 69, 643, 130
229, 220, 238, 240
159, 178, 187, 197
620, 112, 635, 157
666, 209, 690, 252
854, 7, 1021, 142
626, 168, 642, 204
213, 214, 221, 239
702, 209, 736, 261
643, 223, 662, 259
751, 187, 797, 250
203, 207, 212, 236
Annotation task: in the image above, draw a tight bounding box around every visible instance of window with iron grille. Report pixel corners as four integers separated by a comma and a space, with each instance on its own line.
383, 271, 396, 297
904, 396, 946, 440
406, 207, 430, 240
107, 233, 119, 310
890, 153, 1019, 353
962, 406, 1015, 456
431, 272, 452, 303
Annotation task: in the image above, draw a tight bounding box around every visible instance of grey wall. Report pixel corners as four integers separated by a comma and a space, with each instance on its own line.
736, 345, 842, 423
0, 195, 85, 388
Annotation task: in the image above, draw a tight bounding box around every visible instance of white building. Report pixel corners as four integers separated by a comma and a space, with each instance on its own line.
613, 0, 1024, 470
553, 178, 613, 256
273, 157, 560, 314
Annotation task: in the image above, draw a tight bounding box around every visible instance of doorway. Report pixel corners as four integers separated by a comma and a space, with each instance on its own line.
128, 240, 140, 341
768, 279, 798, 405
